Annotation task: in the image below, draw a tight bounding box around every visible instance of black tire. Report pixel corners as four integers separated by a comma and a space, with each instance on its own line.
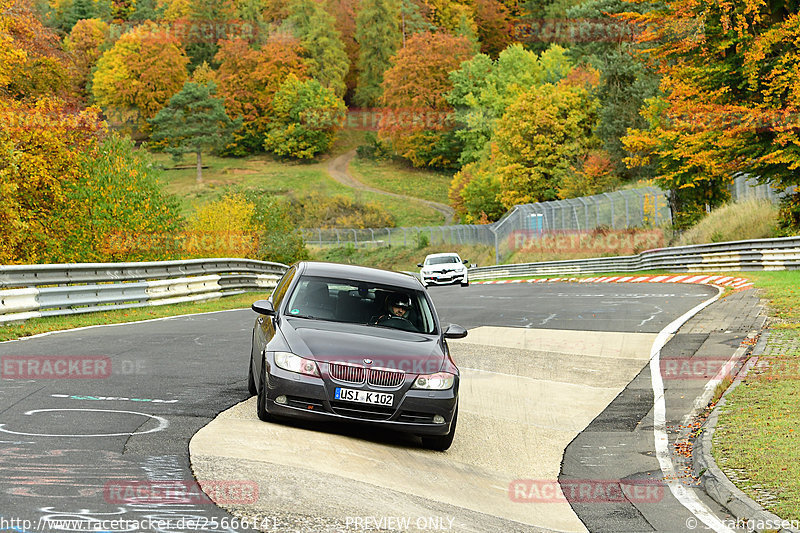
421, 407, 457, 451
256, 353, 271, 422
247, 345, 257, 396
460, 280, 469, 287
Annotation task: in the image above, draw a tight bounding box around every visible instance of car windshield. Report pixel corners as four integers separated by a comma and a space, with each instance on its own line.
283, 276, 437, 334
425, 256, 459, 265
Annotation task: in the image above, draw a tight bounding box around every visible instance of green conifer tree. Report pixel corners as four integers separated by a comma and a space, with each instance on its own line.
354, 0, 401, 107
287, 0, 349, 97
149, 82, 242, 184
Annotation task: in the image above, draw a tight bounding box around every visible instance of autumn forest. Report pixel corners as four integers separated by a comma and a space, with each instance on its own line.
2, 0, 800, 265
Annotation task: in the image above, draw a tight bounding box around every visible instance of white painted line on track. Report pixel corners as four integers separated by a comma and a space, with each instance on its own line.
648, 286, 736, 533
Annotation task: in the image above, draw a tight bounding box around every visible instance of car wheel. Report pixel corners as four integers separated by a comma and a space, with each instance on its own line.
421, 406, 457, 451
256, 353, 272, 422
460, 279, 469, 287
247, 347, 257, 396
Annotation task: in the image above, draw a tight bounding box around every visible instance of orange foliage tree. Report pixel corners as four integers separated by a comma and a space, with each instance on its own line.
621, 0, 800, 229
64, 18, 109, 96
379, 31, 474, 168
0, 99, 105, 263
215, 34, 309, 153
3, 0, 72, 100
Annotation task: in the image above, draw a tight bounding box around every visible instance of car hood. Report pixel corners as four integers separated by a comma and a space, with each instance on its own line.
281, 318, 446, 372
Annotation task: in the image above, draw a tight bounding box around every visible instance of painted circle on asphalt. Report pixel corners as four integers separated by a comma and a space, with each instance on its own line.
0, 408, 169, 437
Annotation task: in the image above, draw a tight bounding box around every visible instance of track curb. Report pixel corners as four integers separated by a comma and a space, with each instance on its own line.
473, 274, 754, 289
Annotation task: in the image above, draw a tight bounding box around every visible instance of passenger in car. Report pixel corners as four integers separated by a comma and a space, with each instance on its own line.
301, 281, 336, 319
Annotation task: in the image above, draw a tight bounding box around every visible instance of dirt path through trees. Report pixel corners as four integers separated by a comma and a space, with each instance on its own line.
327, 149, 455, 225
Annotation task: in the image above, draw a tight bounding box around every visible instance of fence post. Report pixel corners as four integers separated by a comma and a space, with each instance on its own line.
624, 194, 630, 227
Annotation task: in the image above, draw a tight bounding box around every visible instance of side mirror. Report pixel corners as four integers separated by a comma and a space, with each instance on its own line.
251, 300, 275, 316
462, 259, 469, 264
443, 324, 468, 339
417, 263, 423, 267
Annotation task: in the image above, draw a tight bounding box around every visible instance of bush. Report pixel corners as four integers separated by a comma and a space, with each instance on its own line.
293, 192, 395, 228
356, 132, 392, 160
242, 190, 309, 264
79, 134, 184, 262
777, 192, 800, 236
184, 193, 259, 258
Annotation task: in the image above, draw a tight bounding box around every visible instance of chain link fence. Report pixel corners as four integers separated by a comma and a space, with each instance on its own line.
730, 173, 789, 202
300, 174, 795, 262
301, 187, 671, 260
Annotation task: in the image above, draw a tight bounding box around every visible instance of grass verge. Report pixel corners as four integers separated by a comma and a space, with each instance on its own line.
712, 271, 800, 521
0, 292, 270, 342
674, 199, 778, 246
349, 157, 452, 204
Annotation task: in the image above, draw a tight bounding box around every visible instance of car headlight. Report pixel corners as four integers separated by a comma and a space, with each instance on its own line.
412, 372, 455, 390
273, 352, 319, 377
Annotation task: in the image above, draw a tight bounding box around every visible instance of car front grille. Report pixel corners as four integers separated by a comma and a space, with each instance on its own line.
329, 363, 366, 384
329, 363, 405, 388
367, 368, 405, 387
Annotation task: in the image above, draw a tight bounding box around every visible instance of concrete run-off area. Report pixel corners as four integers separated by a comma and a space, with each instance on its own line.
190, 327, 660, 533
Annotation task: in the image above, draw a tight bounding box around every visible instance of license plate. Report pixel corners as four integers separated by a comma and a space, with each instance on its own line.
335, 388, 393, 406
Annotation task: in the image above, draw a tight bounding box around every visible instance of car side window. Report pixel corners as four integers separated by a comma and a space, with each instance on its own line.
271, 266, 296, 310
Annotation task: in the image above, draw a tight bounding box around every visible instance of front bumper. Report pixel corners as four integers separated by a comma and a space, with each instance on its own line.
421, 271, 467, 285
264, 364, 458, 436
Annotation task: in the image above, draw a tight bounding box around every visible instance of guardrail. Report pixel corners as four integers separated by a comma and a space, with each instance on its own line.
0, 259, 288, 324
467, 236, 800, 280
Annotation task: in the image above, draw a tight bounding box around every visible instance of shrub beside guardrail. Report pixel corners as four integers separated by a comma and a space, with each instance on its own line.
0, 259, 288, 324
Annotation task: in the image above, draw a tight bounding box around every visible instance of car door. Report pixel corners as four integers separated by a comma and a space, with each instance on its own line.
253, 265, 297, 379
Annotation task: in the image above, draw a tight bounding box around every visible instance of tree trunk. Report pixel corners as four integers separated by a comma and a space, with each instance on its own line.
196, 151, 203, 185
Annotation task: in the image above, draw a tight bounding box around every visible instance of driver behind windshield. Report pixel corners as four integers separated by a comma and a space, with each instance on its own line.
374, 293, 418, 331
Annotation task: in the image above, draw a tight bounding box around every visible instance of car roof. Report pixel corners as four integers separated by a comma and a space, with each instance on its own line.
298, 261, 422, 290
425, 253, 461, 259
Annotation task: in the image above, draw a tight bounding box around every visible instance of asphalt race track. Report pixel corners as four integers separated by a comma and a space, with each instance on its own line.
0, 282, 761, 533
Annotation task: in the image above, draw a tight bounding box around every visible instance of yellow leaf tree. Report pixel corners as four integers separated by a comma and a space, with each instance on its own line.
92, 22, 189, 134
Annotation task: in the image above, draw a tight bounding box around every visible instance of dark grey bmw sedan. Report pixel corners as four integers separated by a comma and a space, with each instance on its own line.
248, 261, 467, 451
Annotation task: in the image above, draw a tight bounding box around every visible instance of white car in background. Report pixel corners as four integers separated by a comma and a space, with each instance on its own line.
418, 253, 470, 287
